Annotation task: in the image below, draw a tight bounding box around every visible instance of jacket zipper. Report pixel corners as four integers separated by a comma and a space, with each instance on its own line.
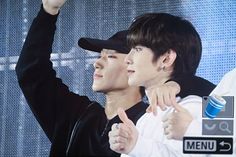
101, 119, 110, 137
66, 102, 95, 155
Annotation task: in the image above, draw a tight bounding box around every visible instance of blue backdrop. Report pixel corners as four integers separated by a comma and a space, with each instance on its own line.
0, 0, 235, 156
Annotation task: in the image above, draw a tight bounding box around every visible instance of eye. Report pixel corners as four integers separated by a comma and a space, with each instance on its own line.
134, 47, 142, 52
96, 55, 102, 59
108, 55, 117, 59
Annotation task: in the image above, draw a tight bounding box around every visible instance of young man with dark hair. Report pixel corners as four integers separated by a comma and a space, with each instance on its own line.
109, 13, 212, 157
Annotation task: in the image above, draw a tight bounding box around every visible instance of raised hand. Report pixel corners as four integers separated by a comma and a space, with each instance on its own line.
42, 0, 67, 15
146, 81, 180, 116
162, 103, 193, 140
108, 108, 138, 154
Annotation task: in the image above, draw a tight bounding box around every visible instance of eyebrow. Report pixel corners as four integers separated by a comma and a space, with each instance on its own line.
103, 50, 118, 55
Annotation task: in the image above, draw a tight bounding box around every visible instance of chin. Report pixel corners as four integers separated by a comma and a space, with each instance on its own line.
128, 79, 139, 87
92, 86, 99, 92
92, 85, 104, 92
92, 84, 98, 91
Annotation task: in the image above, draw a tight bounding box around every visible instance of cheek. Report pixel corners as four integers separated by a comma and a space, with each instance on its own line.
135, 66, 147, 78
112, 67, 128, 83
133, 65, 156, 84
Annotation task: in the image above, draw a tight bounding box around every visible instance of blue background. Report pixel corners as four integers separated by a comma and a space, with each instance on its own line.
0, 0, 235, 156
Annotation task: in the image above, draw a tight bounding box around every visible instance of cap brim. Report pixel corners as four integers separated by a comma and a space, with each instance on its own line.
78, 38, 130, 54
78, 38, 103, 52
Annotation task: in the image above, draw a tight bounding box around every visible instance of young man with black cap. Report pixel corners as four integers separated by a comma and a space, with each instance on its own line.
15, 5, 147, 157
15, 0, 215, 156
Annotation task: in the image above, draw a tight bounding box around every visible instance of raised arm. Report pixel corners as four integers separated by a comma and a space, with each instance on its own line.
15, 1, 91, 141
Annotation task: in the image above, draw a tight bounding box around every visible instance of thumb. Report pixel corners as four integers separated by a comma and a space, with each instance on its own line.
117, 108, 134, 127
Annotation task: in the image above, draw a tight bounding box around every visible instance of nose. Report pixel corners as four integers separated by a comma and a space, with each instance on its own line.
93, 56, 104, 69
125, 49, 133, 65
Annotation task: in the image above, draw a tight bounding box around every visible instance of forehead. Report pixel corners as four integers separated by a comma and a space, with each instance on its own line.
101, 49, 117, 54
101, 49, 127, 56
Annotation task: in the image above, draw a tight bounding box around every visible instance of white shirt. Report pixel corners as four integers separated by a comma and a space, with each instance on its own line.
209, 67, 236, 156
121, 68, 236, 157
121, 95, 204, 157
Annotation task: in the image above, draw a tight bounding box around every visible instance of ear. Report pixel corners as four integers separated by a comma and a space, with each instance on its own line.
161, 49, 177, 69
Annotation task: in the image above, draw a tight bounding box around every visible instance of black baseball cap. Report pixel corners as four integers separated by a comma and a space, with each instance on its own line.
78, 30, 130, 54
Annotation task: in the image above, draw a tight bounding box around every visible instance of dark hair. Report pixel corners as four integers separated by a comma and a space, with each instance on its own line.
139, 86, 146, 98
127, 13, 202, 78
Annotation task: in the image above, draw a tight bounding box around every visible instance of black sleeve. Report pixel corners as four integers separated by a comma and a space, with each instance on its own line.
15, 6, 92, 141
170, 75, 216, 98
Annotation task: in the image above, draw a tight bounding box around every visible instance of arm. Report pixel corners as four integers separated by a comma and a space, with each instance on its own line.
170, 74, 216, 97
146, 81, 180, 115
146, 75, 215, 114
210, 68, 236, 95
15, 2, 91, 141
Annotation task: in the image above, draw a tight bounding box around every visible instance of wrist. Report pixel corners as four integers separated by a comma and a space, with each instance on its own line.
43, 4, 60, 15
166, 81, 181, 94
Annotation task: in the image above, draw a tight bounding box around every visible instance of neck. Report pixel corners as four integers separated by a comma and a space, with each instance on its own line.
104, 87, 142, 119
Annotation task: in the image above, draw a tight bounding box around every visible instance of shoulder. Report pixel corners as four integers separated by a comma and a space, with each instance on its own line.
179, 95, 202, 105
179, 95, 202, 117
66, 93, 103, 116
220, 68, 236, 82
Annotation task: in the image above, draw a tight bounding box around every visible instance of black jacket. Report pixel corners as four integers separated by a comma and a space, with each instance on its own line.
15, 6, 215, 157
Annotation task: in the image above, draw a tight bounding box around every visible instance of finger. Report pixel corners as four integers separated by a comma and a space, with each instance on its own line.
108, 132, 116, 144
162, 121, 169, 129
163, 125, 170, 135
110, 143, 125, 153
108, 128, 118, 139
166, 132, 173, 139
111, 123, 119, 131
109, 132, 122, 148
169, 90, 178, 107
117, 108, 135, 127
110, 123, 130, 139
108, 130, 113, 138
149, 91, 158, 115
109, 131, 127, 144
162, 113, 169, 122
110, 135, 126, 145
116, 136, 128, 144
162, 117, 173, 130
164, 124, 172, 135
119, 123, 132, 137
156, 90, 167, 111
146, 105, 152, 113
163, 90, 172, 106
151, 103, 157, 116
165, 125, 174, 139
110, 124, 122, 137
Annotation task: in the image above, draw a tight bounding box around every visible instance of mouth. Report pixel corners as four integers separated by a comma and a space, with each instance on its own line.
93, 73, 103, 79
127, 69, 135, 76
